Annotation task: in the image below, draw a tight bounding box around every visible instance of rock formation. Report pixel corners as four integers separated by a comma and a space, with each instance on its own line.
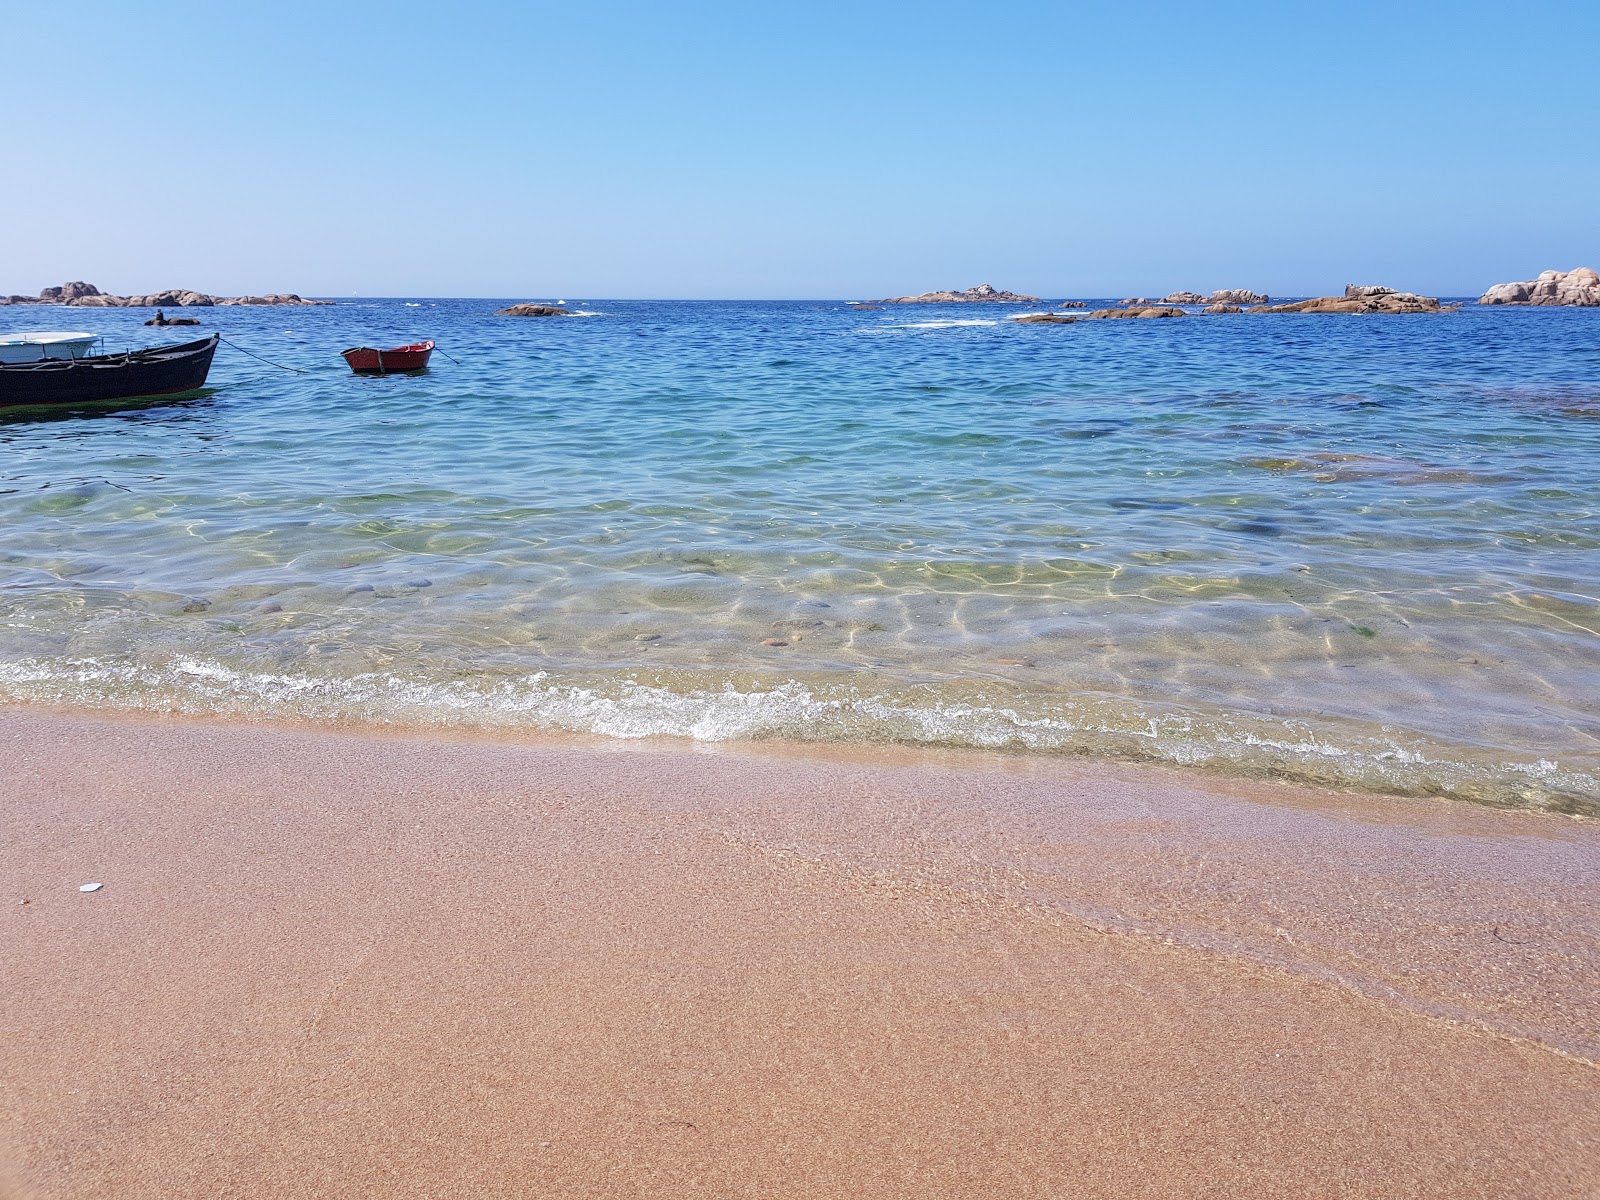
145, 310, 201, 326
1478, 268, 1600, 307
872, 283, 1042, 304
1014, 313, 1079, 324
1208, 288, 1267, 305
1203, 303, 1243, 314
1, 282, 330, 306
1086, 306, 1186, 319
1161, 291, 1206, 304
498, 304, 571, 317
1249, 287, 1442, 314
1058, 301, 1088, 309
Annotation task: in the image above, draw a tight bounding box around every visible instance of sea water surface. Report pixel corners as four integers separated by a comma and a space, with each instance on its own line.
2, 298, 1598, 810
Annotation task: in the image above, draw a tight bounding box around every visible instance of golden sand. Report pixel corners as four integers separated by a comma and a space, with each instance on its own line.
2, 709, 1597, 1197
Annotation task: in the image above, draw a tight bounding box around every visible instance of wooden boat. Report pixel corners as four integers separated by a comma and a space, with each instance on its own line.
340, 340, 434, 374
0, 334, 218, 408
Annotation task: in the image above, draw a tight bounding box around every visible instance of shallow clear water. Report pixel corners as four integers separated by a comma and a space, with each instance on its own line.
3, 298, 1598, 809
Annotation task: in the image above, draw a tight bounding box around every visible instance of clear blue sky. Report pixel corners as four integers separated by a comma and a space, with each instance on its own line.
6, 1, 1595, 298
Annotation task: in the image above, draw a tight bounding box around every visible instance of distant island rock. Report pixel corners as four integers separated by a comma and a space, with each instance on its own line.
1208, 288, 1268, 305
1161, 291, 1207, 305
1250, 286, 1444, 314
872, 283, 1042, 304
1203, 303, 1244, 314
1087, 306, 1186, 319
1, 281, 330, 307
497, 304, 571, 317
1014, 312, 1079, 324
1478, 267, 1600, 307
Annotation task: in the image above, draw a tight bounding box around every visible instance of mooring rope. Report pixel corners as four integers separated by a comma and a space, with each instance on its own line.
219, 337, 308, 374
433, 345, 463, 365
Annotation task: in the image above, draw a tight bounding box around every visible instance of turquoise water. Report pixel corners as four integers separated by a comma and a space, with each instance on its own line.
3, 298, 1598, 809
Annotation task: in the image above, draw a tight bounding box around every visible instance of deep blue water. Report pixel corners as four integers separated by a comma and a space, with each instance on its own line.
2, 297, 1598, 808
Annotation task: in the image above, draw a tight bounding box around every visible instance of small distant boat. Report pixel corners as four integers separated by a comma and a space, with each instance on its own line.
0, 331, 100, 364
0, 335, 219, 408
340, 340, 434, 374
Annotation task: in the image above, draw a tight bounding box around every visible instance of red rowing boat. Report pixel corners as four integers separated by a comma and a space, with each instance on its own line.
340, 340, 434, 374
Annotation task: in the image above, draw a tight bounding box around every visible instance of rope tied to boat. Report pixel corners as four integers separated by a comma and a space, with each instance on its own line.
219, 337, 308, 374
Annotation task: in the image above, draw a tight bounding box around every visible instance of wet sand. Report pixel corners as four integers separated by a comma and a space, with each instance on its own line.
2, 707, 1598, 1198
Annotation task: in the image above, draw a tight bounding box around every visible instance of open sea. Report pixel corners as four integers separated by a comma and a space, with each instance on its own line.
2, 298, 1598, 811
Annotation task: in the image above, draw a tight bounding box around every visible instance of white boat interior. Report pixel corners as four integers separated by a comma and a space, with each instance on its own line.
0, 331, 100, 364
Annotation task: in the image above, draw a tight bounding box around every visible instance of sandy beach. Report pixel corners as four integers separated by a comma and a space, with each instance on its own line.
2, 707, 1597, 1197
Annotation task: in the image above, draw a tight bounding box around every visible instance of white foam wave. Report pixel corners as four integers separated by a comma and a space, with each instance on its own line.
0, 655, 1592, 812
890, 319, 1000, 329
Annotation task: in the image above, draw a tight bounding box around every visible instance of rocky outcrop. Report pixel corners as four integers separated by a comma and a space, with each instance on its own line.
1014, 312, 1079, 324
1161, 291, 1206, 304
1479, 268, 1600, 307
1, 281, 329, 306
872, 283, 1042, 304
498, 304, 571, 316
1058, 301, 1088, 309
1208, 288, 1267, 305
1119, 298, 1153, 306
1087, 306, 1186, 319
1203, 303, 1243, 314
145, 310, 201, 326
1250, 288, 1442, 314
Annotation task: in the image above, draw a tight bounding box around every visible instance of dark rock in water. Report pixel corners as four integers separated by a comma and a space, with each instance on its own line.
404, 578, 432, 588
1087, 306, 1186, 319
850, 303, 882, 310
872, 283, 1042, 304
1014, 312, 1079, 324
1057, 301, 1089, 309
145, 310, 201, 326
1203, 303, 1243, 314
180, 598, 210, 613
498, 304, 572, 316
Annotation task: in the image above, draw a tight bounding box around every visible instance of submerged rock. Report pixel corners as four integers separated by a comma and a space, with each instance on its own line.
1479, 267, 1600, 307
498, 304, 572, 316
1086, 306, 1187, 319
872, 283, 1042, 304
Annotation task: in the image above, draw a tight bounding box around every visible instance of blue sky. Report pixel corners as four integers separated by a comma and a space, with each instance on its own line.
6, 2, 1596, 298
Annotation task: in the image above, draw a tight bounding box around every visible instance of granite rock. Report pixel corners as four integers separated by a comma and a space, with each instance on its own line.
1479, 267, 1600, 307
1203, 303, 1243, 314
1252, 290, 1442, 314
873, 283, 1042, 304
1208, 288, 1267, 305
1161, 291, 1206, 304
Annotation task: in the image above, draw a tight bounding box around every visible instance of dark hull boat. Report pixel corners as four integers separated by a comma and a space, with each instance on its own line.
0, 335, 219, 408
341, 340, 433, 374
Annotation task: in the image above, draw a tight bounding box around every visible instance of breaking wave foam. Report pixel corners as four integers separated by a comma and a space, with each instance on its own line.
0, 655, 1594, 815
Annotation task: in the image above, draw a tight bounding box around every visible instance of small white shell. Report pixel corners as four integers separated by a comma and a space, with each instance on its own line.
78, 883, 103, 893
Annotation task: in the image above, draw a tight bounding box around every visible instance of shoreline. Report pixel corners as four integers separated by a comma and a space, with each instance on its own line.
4, 705, 1597, 1196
